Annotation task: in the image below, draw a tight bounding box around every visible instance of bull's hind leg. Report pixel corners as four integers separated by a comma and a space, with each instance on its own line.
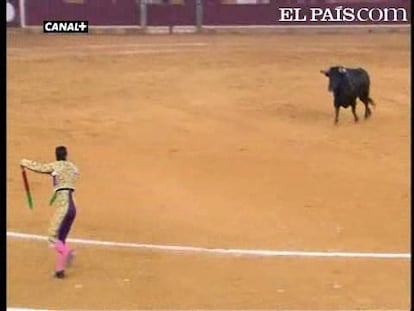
362, 100, 372, 119
351, 101, 359, 123
360, 94, 372, 119
334, 106, 340, 125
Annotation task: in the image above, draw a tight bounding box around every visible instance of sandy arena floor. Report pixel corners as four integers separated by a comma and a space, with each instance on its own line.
6, 31, 410, 310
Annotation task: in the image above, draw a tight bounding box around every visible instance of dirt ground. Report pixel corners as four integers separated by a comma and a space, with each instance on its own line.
6, 31, 410, 310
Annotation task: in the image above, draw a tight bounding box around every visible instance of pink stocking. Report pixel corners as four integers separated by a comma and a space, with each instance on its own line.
54, 240, 69, 271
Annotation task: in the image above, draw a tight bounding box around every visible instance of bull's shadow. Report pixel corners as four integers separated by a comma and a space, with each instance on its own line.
320, 66, 376, 125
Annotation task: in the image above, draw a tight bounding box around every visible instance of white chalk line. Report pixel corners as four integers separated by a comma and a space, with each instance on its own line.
7, 42, 208, 51
8, 310, 407, 311
8, 43, 210, 60
7, 231, 411, 259
8, 48, 208, 60
7, 308, 406, 311
9, 310, 406, 311
7, 42, 209, 59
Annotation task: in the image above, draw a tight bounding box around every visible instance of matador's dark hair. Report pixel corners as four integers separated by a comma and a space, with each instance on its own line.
55, 146, 67, 161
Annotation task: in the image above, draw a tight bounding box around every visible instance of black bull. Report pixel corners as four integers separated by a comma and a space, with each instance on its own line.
321, 66, 375, 124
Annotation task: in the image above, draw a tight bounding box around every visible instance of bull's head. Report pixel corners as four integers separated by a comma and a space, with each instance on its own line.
320, 66, 347, 92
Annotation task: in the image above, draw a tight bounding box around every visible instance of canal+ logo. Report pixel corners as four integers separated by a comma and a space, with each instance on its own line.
43, 21, 88, 33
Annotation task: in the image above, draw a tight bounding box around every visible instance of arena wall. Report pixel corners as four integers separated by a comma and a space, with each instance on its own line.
6, 0, 411, 30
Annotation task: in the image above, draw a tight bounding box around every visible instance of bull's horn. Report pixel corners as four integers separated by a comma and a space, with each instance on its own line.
339, 67, 347, 73
320, 69, 327, 74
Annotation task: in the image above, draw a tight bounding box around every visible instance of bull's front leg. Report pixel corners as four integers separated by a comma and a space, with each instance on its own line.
351, 102, 359, 123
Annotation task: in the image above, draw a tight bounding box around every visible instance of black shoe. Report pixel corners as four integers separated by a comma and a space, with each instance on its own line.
54, 270, 65, 279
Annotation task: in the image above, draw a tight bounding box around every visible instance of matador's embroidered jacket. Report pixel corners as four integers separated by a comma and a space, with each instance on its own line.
20, 159, 79, 191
